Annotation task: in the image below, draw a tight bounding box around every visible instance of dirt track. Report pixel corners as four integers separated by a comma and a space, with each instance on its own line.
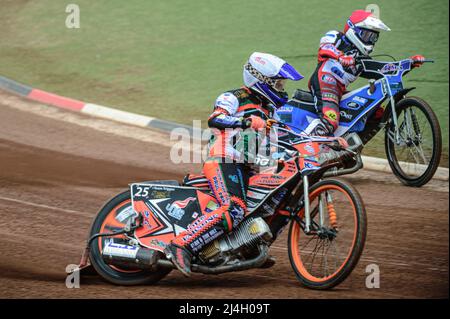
0, 90, 448, 299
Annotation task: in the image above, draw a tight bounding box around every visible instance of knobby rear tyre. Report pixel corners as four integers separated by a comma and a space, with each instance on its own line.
89, 190, 172, 285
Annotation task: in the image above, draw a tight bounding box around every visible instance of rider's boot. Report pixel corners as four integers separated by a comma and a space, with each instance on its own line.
164, 242, 193, 277
311, 118, 335, 136
165, 203, 243, 277
166, 161, 248, 277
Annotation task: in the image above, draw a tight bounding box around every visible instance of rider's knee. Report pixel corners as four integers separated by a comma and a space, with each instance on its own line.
322, 116, 338, 132
321, 101, 340, 131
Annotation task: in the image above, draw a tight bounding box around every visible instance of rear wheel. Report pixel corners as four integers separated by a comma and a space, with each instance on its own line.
288, 179, 366, 289
385, 97, 442, 187
89, 190, 171, 285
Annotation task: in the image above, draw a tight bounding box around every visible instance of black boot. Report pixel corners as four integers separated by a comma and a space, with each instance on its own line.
311, 119, 334, 137
164, 243, 192, 277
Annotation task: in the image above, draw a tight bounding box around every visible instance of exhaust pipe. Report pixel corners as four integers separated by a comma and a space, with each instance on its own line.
189, 244, 268, 274
102, 241, 270, 274
102, 241, 169, 270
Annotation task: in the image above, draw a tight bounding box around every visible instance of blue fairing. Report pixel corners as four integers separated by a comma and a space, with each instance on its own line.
279, 81, 391, 136
278, 82, 387, 135
277, 104, 318, 134
387, 60, 411, 95
336, 81, 387, 135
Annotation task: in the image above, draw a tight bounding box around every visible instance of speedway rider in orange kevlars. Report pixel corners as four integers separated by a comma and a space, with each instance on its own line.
164, 52, 305, 276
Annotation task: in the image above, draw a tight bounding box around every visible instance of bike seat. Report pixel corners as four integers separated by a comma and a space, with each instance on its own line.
182, 173, 209, 188
292, 89, 315, 104
284, 95, 317, 115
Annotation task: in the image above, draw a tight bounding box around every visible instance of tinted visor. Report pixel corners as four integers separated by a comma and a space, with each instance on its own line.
357, 28, 379, 45
274, 79, 287, 92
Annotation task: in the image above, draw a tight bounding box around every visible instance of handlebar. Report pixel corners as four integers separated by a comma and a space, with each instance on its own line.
272, 121, 288, 129
355, 55, 372, 62
356, 56, 435, 64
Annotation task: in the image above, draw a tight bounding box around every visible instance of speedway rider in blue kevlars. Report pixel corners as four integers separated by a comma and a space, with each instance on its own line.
164, 52, 304, 276
278, 9, 426, 136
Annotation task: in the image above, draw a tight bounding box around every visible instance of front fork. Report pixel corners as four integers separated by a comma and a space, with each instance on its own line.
301, 175, 336, 234
389, 95, 402, 144
302, 175, 312, 233
386, 88, 417, 145
387, 98, 417, 147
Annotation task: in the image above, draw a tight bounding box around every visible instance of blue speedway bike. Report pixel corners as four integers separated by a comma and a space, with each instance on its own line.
277, 57, 441, 187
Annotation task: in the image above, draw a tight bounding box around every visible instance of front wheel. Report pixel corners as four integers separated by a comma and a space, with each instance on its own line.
89, 190, 172, 285
385, 97, 442, 187
288, 178, 367, 290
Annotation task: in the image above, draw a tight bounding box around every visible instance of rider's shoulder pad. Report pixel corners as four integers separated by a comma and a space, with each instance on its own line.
320, 30, 340, 45
215, 92, 239, 114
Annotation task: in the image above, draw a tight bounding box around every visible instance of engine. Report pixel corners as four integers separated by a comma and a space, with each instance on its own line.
199, 217, 272, 262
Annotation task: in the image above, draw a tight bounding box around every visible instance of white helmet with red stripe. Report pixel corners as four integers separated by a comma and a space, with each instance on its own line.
344, 10, 391, 55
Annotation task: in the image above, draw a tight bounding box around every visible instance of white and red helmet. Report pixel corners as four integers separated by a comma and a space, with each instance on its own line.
344, 10, 391, 55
